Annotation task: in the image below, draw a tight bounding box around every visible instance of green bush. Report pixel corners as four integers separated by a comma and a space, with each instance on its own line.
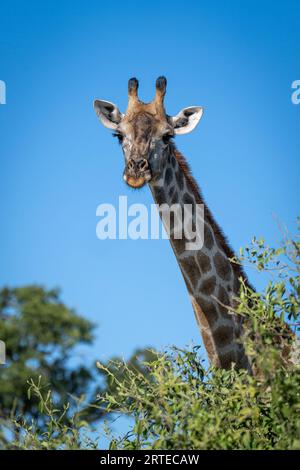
1, 225, 299, 450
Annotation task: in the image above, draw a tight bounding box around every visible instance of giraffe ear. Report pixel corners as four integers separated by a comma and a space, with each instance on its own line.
171, 106, 204, 135
94, 99, 123, 130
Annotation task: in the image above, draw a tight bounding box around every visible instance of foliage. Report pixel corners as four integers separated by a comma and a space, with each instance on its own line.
97, 347, 299, 450
0, 285, 97, 425
97, 224, 300, 450
1, 225, 300, 449
0, 285, 155, 447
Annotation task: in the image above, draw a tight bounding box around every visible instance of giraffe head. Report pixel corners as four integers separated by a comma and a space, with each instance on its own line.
94, 77, 203, 188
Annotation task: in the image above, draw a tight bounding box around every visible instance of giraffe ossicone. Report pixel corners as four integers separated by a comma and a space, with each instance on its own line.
94, 77, 251, 371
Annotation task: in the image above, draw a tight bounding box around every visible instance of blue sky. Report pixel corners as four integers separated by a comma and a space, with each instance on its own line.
0, 0, 299, 377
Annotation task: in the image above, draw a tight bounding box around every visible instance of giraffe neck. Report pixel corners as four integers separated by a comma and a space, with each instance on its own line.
149, 143, 250, 370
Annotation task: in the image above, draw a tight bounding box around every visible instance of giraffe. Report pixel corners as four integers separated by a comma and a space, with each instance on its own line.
94, 76, 252, 371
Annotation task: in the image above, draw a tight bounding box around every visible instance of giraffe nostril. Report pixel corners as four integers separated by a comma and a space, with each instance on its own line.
127, 160, 135, 170
138, 159, 148, 171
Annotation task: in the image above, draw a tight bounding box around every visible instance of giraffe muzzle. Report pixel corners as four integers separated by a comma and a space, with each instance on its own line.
123, 158, 152, 188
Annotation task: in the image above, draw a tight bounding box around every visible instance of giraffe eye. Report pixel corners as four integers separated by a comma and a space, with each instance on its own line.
113, 132, 124, 144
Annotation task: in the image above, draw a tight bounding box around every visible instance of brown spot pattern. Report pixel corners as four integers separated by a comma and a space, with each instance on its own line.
201, 276, 216, 295
214, 252, 232, 281
168, 186, 175, 198
214, 326, 234, 348
197, 251, 212, 274
204, 224, 214, 249
196, 296, 219, 325
183, 193, 194, 206
180, 257, 200, 290
217, 285, 231, 319
172, 236, 186, 256
175, 170, 184, 191
171, 191, 178, 204
154, 187, 166, 205
165, 167, 173, 186
219, 350, 237, 369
